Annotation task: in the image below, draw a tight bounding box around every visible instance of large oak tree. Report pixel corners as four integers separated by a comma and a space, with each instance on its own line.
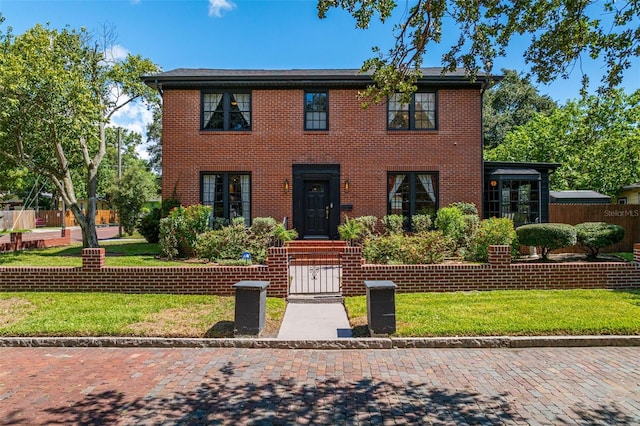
0, 21, 159, 247
318, 0, 640, 101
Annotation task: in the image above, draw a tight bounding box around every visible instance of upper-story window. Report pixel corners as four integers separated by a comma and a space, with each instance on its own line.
202, 91, 251, 131
304, 91, 328, 130
387, 92, 437, 130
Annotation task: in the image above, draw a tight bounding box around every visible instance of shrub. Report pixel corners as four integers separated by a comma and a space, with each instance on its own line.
196, 220, 251, 263
354, 216, 379, 239
338, 216, 363, 245
138, 207, 162, 243
159, 204, 212, 259
434, 206, 466, 249
469, 217, 518, 262
411, 214, 432, 233
362, 232, 450, 264
516, 223, 577, 259
575, 222, 625, 258
382, 214, 404, 235
450, 201, 478, 216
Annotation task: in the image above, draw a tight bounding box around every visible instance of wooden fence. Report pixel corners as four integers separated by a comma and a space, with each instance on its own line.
0, 210, 35, 230
549, 204, 639, 252
37, 210, 119, 227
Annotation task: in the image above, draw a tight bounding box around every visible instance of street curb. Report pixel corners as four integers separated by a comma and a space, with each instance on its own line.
1, 335, 639, 349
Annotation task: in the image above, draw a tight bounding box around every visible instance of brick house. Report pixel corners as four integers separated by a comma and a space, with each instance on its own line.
143, 68, 551, 239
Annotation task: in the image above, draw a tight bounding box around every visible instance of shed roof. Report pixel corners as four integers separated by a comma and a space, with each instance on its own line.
550, 190, 611, 204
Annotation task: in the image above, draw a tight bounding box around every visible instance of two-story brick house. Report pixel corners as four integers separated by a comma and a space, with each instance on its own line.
143, 68, 498, 239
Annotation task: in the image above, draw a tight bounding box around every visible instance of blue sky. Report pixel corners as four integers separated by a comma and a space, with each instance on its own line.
1, 0, 638, 148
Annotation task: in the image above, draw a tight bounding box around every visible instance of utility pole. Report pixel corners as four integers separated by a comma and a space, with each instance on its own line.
117, 127, 122, 237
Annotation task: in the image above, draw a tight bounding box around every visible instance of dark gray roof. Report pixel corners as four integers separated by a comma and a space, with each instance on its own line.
622, 183, 640, 190
550, 190, 611, 204
142, 68, 501, 89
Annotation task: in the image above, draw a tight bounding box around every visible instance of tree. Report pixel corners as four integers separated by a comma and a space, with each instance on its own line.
318, 0, 640, 102
0, 22, 160, 247
483, 70, 557, 148
485, 89, 640, 195
110, 160, 157, 236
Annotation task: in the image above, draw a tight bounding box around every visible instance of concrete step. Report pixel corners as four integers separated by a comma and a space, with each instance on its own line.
287, 293, 344, 304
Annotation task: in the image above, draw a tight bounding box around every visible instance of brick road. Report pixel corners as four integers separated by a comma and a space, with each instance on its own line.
0, 347, 638, 425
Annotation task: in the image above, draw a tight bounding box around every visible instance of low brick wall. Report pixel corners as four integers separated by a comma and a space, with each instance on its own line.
341, 245, 640, 296
0, 230, 71, 253
0, 244, 638, 297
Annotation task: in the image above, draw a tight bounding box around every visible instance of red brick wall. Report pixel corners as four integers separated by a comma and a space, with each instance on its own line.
161, 87, 483, 223
1, 245, 638, 298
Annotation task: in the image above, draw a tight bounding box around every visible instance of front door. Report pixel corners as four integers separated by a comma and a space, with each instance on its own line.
303, 180, 330, 237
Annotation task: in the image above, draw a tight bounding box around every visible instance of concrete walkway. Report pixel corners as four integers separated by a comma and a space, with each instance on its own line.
277, 302, 353, 339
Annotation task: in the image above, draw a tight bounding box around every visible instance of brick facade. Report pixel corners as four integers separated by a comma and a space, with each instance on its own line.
1, 244, 638, 297
151, 69, 485, 239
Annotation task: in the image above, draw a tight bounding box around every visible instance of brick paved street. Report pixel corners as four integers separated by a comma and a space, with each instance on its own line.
0, 347, 639, 425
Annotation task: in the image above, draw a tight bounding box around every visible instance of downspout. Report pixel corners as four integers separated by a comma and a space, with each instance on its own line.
480, 78, 488, 219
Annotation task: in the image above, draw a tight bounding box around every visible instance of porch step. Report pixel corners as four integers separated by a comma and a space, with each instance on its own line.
287, 293, 344, 304
286, 240, 347, 255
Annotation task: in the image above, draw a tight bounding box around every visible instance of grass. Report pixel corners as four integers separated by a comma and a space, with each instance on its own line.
614, 252, 634, 262
0, 292, 286, 338
0, 240, 199, 267
345, 289, 640, 337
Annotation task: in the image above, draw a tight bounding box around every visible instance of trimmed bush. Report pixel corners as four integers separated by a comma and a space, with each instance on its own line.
450, 201, 478, 216
354, 216, 379, 238
382, 214, 404, 235
338, 216, 363, 246
434, 206, 465, 243
138, 207, 161, 243
159, 204, 212, 259
469, 217, 518, 262
516, 223, 577, 259
411, 214, 432, 233
576, 222, 625, 258
362, 231, 451, 264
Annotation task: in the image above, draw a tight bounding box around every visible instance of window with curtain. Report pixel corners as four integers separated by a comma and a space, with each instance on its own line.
387, 172, 438, 229
304, 91, 328, 130
387, 92, 437, 130
202, 92, 251, 131
201, 173, 251, 225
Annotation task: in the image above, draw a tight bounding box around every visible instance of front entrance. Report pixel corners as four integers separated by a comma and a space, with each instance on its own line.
292, 164, 340, 239
303, 180, 330, 237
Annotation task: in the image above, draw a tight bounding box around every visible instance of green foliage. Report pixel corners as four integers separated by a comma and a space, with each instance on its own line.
411, 214, 431, 233
110, 161, 158, 236
434, 206, 465, 245
353, 215, 379, 238
483, 70, 557, 148
318, 1, 639, 102
161, 198, 181, 218
0, 22, 160, 247
159, 205, 212, 259
194, 216, 296, 264
382, 214, 404, 235
575, 222, 625, 259
486, 90, 640, 195
338, 216, 363, 245
469, 217, 519, 262
516, 223, 577, 259
362, 232, 450, 264
138, 208, 161, 244
449, 202, 478, 216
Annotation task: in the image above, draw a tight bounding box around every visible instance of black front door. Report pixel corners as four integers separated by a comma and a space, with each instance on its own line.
303, 180, 329, 237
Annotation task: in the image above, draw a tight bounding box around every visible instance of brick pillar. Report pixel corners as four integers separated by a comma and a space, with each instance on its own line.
266, 246, 289, 298
82, 248, 105, 270
634, 243, 640, 263
341, 246, 365, 296
488, 245, 511, 266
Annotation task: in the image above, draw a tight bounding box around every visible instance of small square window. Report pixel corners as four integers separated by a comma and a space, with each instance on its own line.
202, 92, 251, 131
388, 92, 437, 130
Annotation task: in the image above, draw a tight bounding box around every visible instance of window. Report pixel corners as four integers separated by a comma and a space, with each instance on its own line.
304, 91, 328, 130
202, 92, 251, 131
387, 92, 437, 130
485, 178, 540, 226
201, 173, 251, 225
618, 197, 628, 205
388, 172, 438, 229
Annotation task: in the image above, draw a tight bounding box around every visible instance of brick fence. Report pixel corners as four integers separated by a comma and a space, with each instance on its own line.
0, 245, 638, 297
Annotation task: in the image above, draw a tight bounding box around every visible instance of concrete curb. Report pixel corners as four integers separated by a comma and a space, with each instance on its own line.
1, 335, 639, 349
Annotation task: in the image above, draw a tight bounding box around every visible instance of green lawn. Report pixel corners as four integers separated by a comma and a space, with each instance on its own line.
0, 240, 197, 267
345, 289, 640, 337
0, 292, 286, 338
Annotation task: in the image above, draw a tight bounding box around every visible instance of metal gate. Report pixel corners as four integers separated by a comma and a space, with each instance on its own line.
289, 252, 342, 295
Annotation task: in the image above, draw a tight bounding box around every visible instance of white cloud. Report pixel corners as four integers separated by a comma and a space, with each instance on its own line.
209, 0, 236, 17
104, 44, 130, 62
110, 99, 155, 160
